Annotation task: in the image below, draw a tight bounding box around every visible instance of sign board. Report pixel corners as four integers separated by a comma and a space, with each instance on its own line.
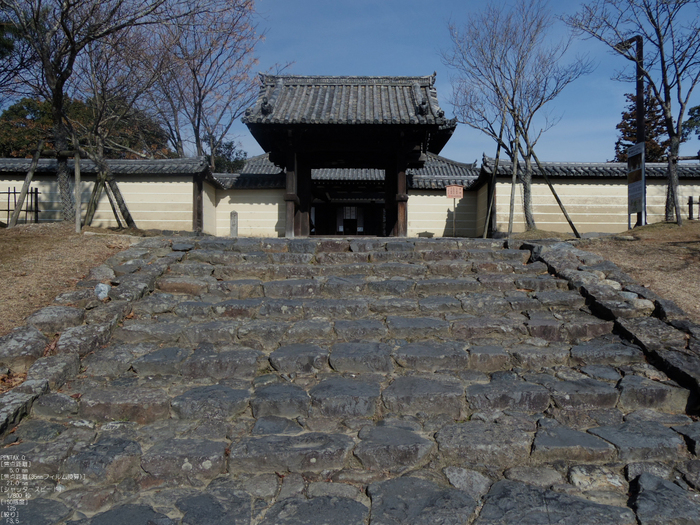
446, 185, 463, 199
627, 143, 645, 215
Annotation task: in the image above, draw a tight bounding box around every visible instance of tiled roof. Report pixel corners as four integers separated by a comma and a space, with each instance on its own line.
0, 157, 209, 175
482, 155, 700, 179
210, 153, 479, 190
243, 74, 455, 127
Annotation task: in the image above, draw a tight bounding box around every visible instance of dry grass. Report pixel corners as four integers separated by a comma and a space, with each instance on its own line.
579, 221, 700, 324
0, 222, 135, 338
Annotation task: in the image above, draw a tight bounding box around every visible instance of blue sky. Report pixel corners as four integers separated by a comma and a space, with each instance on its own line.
230, 0, 700, 164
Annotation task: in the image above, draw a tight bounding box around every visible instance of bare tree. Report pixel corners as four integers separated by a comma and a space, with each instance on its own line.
566, 0, 700, 225
146, 0, 262, 169
443, 0, 590, 233
0, 0, 212, 221
67, 28, 173, 227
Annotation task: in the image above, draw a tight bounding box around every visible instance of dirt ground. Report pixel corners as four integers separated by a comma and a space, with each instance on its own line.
576, 221, 700, 324
1, 220, 699, 339
0, 222, 135, 338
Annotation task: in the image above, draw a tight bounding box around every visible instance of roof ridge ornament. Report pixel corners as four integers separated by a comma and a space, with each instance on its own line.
261, 97, 273, 116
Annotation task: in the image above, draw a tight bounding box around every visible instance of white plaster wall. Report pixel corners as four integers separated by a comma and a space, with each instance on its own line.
215, 188, 285, 237
408, 190, 478, 238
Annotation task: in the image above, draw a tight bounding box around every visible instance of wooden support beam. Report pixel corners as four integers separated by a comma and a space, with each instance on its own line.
297, 159, 311, 237
396, 166, 408, 237
384, 163, 398, 236
285, 154, 297, 238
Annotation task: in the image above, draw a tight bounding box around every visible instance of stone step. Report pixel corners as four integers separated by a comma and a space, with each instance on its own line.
7, 235, 700, 523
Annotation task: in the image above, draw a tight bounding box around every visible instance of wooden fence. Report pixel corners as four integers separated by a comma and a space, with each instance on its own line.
1, 187, 40, 225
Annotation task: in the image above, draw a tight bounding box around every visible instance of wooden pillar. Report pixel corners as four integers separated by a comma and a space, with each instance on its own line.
396, 165, 408, 237
296, 158, 311, 237
284, 154, 298, 238
384, 162, 398, 236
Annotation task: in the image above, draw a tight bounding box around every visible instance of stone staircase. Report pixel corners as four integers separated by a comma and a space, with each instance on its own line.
1, 236, 699, 524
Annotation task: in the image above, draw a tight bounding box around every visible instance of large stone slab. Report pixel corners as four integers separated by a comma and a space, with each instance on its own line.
237, 320, 289, 350
56, 323, 112, 357
63, 437, 142, 484
368, 477, 477, 525
673, 422, 700, 455
382, 376, 464, 418
250, 383, 310, 419
475, 480, 636, 524
112, 321, 184, 344
588, 421, 687, 461
392, 342, 469, 372
176, 490, 251, 525
386, 316, 450, 340
617, 374, 690, 413
0, 325, 49, 373
329, 342, 393, 374
269, 344, 329, 373
181, 344, 262, 380
26, 353, 80, 389
570, 340, 646, 366
141, 438, 226, 481
228, 433, 354, 473
630, 473, 700, 525
308, 377, 380, 418
531, 418, 616, 463
354, 425, 434, 471
452, 316, 528, 340
78, 386, 170, 424
172, 384, 250, 420
436, 420, 533, 469
260, 496, 369, 525
334, 319, 388, 341
131, 346, 191, 376
466, 377, 550, 413
25, 305, 85, 333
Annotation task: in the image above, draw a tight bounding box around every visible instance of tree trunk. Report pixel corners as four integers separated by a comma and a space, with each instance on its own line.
522, 155, 536, 230
53, 97, 74, 222
507, 131, 520, 238
665, 134, 683, 225
483, 120, 506, 239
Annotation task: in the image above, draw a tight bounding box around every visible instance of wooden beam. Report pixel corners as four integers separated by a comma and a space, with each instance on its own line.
396, 161, 408, 237
297, 158, 311, 237
285, 154, 297, 238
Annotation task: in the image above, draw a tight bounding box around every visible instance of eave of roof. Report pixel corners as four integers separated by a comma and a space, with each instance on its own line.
210, 152, 480, 191
0, 157, 210, 176
481, 155, 700, 179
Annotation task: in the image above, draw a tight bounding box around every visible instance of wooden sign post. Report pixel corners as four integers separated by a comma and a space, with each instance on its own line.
446, 185, 463, 237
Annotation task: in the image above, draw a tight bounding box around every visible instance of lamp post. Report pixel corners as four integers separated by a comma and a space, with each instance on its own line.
615, 35, 645, 227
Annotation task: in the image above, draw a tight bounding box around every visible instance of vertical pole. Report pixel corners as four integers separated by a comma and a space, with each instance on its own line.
452, 198, 456, 237
690, 196, 694, 220
297, 157, 311, 237
34, 188, 39, 223
74, 152, 81, 233
396, 164, 408, 237
635, 37, 646, 227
